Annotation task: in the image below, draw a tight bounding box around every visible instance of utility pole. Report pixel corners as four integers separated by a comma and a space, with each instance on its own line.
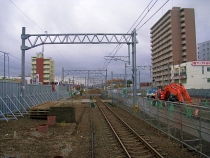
0, 51, 9, 80
139, 71, 140, 89
4, 53, 5, 79
125, 63, 127, 93
132, 29, 137, 106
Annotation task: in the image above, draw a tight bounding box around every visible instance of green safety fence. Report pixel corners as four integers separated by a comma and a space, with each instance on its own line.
150, 100, 153, 106
158, 101, 163, 109
204, 100, 209, 107
169, 104, 174, 112
186, 107, 192, 118
69, 91, 73, 97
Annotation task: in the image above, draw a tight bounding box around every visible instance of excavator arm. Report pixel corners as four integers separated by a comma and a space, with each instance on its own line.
155, 83, 192, 103
164, 83, 184, 102
179, 85, 192, 103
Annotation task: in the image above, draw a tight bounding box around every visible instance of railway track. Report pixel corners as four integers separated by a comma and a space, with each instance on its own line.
93, 96, 164, 158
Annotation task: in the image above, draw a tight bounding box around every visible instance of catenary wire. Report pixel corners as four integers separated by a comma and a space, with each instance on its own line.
101, 0, 163, 70
9, 0, 70, 72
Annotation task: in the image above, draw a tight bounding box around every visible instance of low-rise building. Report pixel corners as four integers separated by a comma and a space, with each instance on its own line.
31, 52, 55, 84
171, 61, 210, 89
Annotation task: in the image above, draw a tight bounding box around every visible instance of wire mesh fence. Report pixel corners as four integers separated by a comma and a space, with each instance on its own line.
107, 90, 210, 158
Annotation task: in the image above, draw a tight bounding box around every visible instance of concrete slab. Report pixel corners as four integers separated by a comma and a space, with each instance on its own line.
81, 99, 96, 103
101, 100, 112, 103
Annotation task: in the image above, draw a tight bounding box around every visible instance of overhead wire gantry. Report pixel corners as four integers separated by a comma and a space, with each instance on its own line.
21, 27, 137, 105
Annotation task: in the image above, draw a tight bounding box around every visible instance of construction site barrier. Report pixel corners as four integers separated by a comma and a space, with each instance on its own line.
0, 81, 68, 122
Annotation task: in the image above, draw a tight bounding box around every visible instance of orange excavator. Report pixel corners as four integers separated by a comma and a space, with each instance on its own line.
155, 83, 192, 103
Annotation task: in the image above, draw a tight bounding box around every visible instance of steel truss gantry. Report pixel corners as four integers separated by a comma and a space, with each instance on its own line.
21, 33, 133, 50
125, 63, 151, 88
21, 27, 137, 105
112, 73, 132, 78
110, 71, 132, 92
104, 43, 131, 65
62, 68, 107, 88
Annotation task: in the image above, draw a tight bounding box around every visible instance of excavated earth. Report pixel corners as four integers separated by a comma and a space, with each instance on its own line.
0, 95, 202, 158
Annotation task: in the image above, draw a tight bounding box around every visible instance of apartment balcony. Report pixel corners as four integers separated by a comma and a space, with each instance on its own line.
152, 16, 169, 31
152, 32, 171, 46
182, 51, 187, 56
181, 23, 185, 28
31, 71, 36, 75
181, 17, 185, 22
44, 65, 50, 68
182, 40, 186, 44
152, 27, 171, 42
181, 28, 186, 33
180, 11, 185, 16
180, 71, 186, 76
173, 76, 180, 80
180, 74, 187, 79
152, 22, 171, 38
43, 79, 51, 83
182, 46, 187, 50
44, 61, 50, 64
174, 73, 179, 77
181, 34, 186, 39
44, 74, 50, 78
44, 70, 50, 73
183, 58, 187, 62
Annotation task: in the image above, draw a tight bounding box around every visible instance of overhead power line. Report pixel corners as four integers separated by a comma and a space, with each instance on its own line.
136, 0, 169, 31
101, 0, 160, 70
9, 0, 70, 69
9, 0, 45, 32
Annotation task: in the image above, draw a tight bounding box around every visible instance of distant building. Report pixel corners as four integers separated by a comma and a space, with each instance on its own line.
140, 82, 152, 87
171, 61, 210, 89
197, 40, 210, 61
150, 7, 197, 87
31, 52, 55, 84
0, 76, 31, 84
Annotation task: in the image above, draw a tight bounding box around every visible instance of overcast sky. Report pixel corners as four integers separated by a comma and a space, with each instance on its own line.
0, 0, 209, 83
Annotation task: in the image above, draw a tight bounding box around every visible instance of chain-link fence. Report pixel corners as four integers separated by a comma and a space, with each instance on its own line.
107, 90, 210, 158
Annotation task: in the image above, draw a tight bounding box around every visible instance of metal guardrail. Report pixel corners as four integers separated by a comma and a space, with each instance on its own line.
109, 92, 210, 158
187, 89, 210, 98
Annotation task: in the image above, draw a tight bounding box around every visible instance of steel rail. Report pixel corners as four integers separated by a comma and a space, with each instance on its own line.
95, 96, 164, 158
95, 100, 131, 157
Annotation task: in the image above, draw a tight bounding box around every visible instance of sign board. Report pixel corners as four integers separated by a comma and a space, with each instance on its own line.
192, 61, 210, 66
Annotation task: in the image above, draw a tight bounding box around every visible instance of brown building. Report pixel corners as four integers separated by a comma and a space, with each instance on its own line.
31, 53, 55, 84
150, 7, 197, 86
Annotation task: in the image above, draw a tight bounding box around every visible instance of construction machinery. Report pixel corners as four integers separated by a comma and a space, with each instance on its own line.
155, 83, 191, 103
146, 87, 158, 99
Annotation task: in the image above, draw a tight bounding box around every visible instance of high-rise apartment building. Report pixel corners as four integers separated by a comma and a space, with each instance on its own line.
31, 53, 55, 84
150, 7, 197, 86
197, 40, 210, 61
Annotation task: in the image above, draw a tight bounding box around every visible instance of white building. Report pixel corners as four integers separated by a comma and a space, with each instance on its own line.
197, 40, 210, 61
171, 61, 210, 89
